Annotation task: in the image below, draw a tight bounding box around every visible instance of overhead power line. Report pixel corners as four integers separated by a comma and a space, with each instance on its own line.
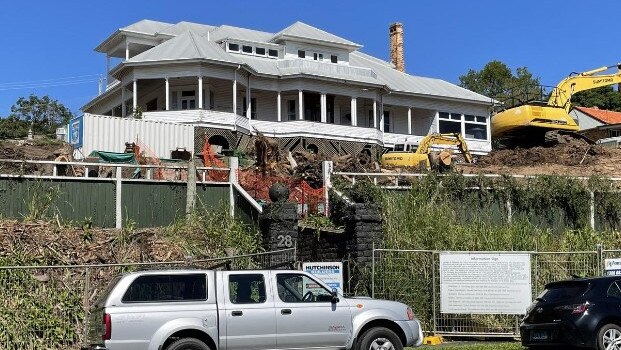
0, 74, 101, 91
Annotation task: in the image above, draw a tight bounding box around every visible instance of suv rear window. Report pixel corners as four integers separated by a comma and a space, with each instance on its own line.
539, 281, 588, 302
122, 274, 207, 303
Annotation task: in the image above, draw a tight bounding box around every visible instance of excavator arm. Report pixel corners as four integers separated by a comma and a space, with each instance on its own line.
548, 64, 621, 112
416, 133, 473, 163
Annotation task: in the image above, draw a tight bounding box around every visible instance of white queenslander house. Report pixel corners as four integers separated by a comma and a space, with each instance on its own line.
82, 19, 492, 159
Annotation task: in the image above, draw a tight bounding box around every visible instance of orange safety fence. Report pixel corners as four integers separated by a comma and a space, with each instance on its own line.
202, 139, 229, 182
237, 169, 326, 216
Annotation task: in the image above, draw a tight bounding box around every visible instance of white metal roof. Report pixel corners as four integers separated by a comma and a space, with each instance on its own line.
120, 19, 173, 35
270, 21, 361, 49
104, 19, 492, 104
127, 31, 241, 64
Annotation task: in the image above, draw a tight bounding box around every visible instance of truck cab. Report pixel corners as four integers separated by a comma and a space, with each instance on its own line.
86, 269, 423, 350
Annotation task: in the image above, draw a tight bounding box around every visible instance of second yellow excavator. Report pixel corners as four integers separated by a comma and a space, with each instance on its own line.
381, 132, 473, 170
491, 63, 621, 145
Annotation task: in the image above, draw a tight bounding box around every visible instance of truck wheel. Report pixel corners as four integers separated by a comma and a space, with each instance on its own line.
165, 337, 210, 350
357, 327, 403, 350
597, 324, 621, 350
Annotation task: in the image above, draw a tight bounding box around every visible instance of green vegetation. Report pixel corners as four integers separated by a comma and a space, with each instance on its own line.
9, 94, 74, 137
416, 342, 522, 349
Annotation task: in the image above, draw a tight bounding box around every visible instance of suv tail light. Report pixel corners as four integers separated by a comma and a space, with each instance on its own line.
102, 313, 111, 340
554, 302, 592, 315
407, 307, 415, 320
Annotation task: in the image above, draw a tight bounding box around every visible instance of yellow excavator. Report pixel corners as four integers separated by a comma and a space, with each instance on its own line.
381, 132, 473, 170
491, 63, 621, 146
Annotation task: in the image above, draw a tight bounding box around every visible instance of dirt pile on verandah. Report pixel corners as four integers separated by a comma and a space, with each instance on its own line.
459, 138, 621, 176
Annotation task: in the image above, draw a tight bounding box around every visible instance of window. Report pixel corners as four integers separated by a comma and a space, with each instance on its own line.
368, 110, 375, 128
319, 53, 323, 60
228, 43, 240, 52
228, 274, 266, 304
268, 49, 278, 58
313, 53, 318, 60
122, 274, 206, 303
465, 122, 487, 140
209, 91, 215, 109
298, 50, 305, 58
326, 95, 335, 123
383, 111, 391, 132
242, 45, 253, 54
608, 281, 621, 298
288, 100, 296, 120
255, 47, 266, 56
610, 130, 621, 138
276, 273, 333, 303
439, 111, 461, 134
331, 55, 338, 64
313, 53, 323, 61
465, 115, 476, 122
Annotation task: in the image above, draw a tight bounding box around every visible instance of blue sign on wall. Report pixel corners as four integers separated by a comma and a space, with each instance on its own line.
68, 116, 83, 148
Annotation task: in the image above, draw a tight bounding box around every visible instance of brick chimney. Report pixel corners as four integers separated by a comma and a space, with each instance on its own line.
389, 22, 404, 72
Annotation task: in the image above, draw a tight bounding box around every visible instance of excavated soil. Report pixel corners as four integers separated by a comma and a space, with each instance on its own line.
460, 138, 621, 177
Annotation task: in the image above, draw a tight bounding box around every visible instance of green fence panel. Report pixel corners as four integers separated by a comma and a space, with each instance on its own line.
0, 178, 116, 227
122, 182, 187, 228
196, 183, 230, 212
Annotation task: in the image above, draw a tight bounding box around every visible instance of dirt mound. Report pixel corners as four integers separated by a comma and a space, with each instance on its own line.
462, 138, 621, 177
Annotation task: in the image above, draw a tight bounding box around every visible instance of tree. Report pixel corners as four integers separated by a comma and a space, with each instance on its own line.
459, 60, 541, 107
9, 95, 74, 135
0, 116, 30, 139
570, 85, 621, 112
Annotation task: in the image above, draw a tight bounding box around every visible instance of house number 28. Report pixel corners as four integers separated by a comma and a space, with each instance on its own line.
277, 234, 293, 248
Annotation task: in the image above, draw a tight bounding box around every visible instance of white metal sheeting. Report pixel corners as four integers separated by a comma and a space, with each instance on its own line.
81, 114, 194, 159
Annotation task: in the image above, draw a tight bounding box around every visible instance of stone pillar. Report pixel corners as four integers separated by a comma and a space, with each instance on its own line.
320, 93, 327, 123
198, 76, 203, 109
165, 78, 170, 111
298, 90, 304, 120
345, 203, 383, 266
277, 91, 282, 122
259, 184, 299, 263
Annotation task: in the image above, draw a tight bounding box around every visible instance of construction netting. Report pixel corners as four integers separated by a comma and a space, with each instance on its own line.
238, 170, 326, 216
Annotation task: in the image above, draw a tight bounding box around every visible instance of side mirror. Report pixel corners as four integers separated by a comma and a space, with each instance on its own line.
331, 288, 340, 303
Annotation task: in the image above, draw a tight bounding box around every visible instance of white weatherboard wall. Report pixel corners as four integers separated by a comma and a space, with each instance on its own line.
81, 114, 194, 159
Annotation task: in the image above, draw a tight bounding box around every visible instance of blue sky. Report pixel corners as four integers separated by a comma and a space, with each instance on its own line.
1, 0, 620, 116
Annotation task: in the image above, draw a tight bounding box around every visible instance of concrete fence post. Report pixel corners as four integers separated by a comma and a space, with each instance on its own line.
506, 197, 513, 223
115, 166, 122, 229
229, 157, 239, 217
186, 162, 197, 216
322, 161, 333, 216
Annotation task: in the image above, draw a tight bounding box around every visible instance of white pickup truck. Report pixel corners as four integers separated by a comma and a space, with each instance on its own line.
85, 269, 423, 350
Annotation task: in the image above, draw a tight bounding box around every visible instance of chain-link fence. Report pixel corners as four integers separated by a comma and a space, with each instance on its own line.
372, 247, 607, 338
0, 248, 295, 350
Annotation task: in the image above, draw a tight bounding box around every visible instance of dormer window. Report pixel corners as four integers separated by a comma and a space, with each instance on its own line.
268, 49, 278, 58
298, 50, 305, 58
242, 45, 253, 54
228, 43, 240, 52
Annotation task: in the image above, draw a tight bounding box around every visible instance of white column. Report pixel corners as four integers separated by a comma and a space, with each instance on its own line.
232, 79, 237, 114
198, 76, 203, 109
298, 90, 304, 120
106, 55, 110, 75
165, 78, 170, 111
350, 97, 357, 126
125, 41, 130, 60
407, 107, 412, 135
132, 80, 137, 113
121, 85, 126, 117
379, 109, 385, 132
320, 93, 327, 123
373, 100, 377, 129
246, 84, 251, 119
277, 91, 282, 122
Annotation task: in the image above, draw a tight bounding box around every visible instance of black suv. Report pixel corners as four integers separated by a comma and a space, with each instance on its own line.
521, 276, 621, 349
